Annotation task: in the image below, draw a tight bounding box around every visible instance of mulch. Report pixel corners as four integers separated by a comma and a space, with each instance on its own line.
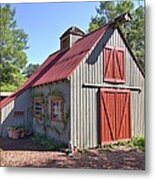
0, 137, 145, 169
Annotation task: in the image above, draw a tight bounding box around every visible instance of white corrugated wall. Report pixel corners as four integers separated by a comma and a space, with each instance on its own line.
70, 28, 144, 149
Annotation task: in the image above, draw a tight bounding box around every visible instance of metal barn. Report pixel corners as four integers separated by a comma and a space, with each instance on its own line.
0, 14, 144, 149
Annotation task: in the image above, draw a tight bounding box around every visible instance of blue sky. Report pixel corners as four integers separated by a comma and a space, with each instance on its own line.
4, 1, 144, 65
8, 2, 99, 65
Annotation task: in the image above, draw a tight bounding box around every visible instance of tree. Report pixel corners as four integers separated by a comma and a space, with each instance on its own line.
0, 4, 29, 92
23, 63, 40, 78
88, 1, 145, 70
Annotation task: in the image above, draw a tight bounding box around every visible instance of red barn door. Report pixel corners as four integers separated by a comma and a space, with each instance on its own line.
100, 88, 131, 144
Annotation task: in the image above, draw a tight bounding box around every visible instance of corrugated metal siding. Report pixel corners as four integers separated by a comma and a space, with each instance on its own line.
70, 28, 114, 149
0, 90, 31, 136
70, 28, 144, 149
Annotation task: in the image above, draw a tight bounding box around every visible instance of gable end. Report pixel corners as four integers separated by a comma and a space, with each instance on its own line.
117, 27, 144, 77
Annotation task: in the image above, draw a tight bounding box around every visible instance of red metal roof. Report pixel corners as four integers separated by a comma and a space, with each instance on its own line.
33, 24, 109, 86
0, 24, 109, 109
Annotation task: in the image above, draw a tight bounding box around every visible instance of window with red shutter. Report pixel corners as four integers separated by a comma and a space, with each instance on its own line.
103, 47, 125, 83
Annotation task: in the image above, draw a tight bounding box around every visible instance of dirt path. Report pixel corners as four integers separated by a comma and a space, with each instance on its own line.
0, 137, 145, 169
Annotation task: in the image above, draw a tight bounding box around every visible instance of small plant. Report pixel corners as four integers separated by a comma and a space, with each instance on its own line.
16, 125, 24, 130
7, 126, 17, 130
115, 140, 130, 146
114, 136, 145, 151
7, 126, 20, 139
128, 136, 145, 150
7, 125, 25, 139
101, 143, 113, 151
51, 90, 62, 97
62, 110, 70, 131
7, 125, 24, 130
32, 133, 68, 151
31, 92, 44, 99
97, 136, 145, 151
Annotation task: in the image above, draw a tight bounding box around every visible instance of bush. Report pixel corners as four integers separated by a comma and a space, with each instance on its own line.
103, 136, 145, 151
129, 136, 145, 150
32, 133, 68, 151
7, 125, 24, 130
116, 140, 129, 146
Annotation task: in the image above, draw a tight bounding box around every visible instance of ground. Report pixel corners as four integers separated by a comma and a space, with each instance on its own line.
0, 137, 145, 169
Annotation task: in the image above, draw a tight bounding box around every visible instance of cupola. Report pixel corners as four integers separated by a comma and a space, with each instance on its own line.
60, 26, 85, 50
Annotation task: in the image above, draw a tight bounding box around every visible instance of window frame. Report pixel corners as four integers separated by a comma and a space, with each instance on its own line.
33, 98, 43, 119
51, 97, 64, 122
103, 46, 125, 84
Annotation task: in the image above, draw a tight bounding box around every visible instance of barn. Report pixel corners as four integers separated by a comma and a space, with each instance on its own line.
0, 13, 144, 149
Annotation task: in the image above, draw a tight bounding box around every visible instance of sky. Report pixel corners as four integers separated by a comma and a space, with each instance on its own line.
2, 0, 144, 65
7, 2, 99, 65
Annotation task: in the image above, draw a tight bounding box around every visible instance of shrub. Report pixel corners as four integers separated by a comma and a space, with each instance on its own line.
7, 125, 24, 130
32, 133, 68, 151
100, 136, 145, 151
129, 136, 145, 150
116, 140, 129, 146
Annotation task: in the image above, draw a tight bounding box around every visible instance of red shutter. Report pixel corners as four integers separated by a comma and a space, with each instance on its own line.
104, 48, 114, 82
114, 50, 125, 82
103, 47, 125, 83
100, 89, 131, 144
